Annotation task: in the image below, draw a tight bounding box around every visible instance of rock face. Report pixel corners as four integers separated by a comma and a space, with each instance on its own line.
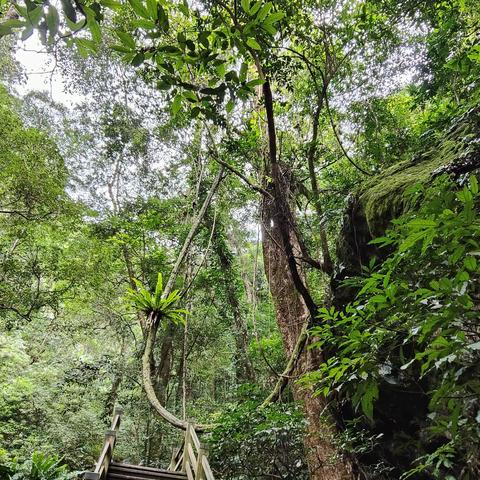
333, 106, 480, 307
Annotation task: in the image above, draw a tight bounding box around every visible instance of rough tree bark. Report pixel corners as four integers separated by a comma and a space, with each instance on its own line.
259, 77, 355, 480
262, 177, 354, 480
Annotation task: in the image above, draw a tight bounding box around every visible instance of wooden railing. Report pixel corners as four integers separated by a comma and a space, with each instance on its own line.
83, 407, 123, 480
168, 424, 215, 480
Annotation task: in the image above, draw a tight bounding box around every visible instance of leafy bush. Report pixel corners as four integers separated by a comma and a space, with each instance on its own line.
208, 393, 308, 479
7, 452, 75, 480
306, 175, 480, 478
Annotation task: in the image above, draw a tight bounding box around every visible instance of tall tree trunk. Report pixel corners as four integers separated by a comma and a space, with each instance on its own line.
261, 180, 354, 480
258, 77, 355, 480
307, 92, 333, 274
211, 217, 255, 383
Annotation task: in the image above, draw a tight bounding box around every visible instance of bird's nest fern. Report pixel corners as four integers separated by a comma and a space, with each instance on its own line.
127, 273, 187, 326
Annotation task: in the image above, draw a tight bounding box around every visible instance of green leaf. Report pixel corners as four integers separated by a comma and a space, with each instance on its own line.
0, 19, 26, 37
111, 44, 132, 53
101, 0, 124, 10
265, 11, 285, 24
60, 0, 77, 22
370, 295, 387, 304
241, 0, 250, 14
146, 0, 158, 19
199, 31, 209, 48
131, 51, 145, 66
464, 256, 477, 272
21, 24, 34, 40
75, 37, 98, 56
246, 78, 264, 88
407, 219, 437, 228
246, 37, 261, 50
179, 0, 189, 15
158, 45, 181, 54
132, 19, 156, 29
457, 187, 473, 203
183, 90, 198, 102
226, 99, 235, 113
14, 4, 28, 17
256, 2, 272, 22
46, 6, 60, 36
215, 62, 226, 77
261, 21, 276, 35
157, 4, 169, 32
156, 80, 171, 90
66, 17, 85, 32
154, 273, 163, 298
88, 18, 102, 42
470, 175, 478, 195
361, 381, 379, 421
239, 62, 248, 82
250, 0, 262, 15
27, 5, 44, 26
128, 0, 150, 19
116, 30, 135, 49
171, 94, 182, 115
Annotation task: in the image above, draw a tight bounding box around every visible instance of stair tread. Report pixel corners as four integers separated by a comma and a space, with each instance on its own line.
110, 462, 177, 473
107, 473, 186, 480
107, 464, 186, 480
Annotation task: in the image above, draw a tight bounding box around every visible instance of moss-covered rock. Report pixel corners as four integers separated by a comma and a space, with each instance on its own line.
360, 105, 480, 236
333, 106, 480, 307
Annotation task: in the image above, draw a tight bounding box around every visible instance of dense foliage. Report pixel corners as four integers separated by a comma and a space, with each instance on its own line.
309, 176, 480, 478
209, 395, 308, 479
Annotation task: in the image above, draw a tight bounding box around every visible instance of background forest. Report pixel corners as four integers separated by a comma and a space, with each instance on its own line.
0, 0, 479, 479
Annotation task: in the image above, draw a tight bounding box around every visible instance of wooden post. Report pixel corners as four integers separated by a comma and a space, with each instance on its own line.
195, 443, 208, 480
104, 430, 116, 467
105, 429, 116, 446
114, 406, 123, 422
112, 407, 123, 430
181, 423, 192, 472
168, 446, 176, 470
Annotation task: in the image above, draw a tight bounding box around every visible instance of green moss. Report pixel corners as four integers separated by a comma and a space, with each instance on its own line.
359, 109, 480, 235
359, 156, 445, 235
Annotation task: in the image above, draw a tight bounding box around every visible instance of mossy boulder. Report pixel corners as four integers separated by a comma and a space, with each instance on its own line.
333, 106, 480, 307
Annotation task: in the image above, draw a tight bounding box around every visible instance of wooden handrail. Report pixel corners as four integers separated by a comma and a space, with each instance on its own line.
83, 411, 212, 479
169, 423, 215, 480
83, 407, 123, 480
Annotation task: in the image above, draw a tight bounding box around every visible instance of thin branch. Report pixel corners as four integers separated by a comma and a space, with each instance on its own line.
180, 206, 218, 300
324, 93, 373, 176
209, 151, 273, 199
204, 123, 273, 199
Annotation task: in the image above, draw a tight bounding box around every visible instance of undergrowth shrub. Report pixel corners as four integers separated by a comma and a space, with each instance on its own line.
208, 389, 308, 480
6, 451, 75, 480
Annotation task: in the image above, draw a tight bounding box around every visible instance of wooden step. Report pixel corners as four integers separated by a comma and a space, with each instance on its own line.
108, 474, 186, 480
108, 473, 186, 480
107, 463, 186, 480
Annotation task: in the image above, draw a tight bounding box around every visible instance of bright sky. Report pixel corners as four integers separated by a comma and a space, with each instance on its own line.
14, 33, 80, 106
